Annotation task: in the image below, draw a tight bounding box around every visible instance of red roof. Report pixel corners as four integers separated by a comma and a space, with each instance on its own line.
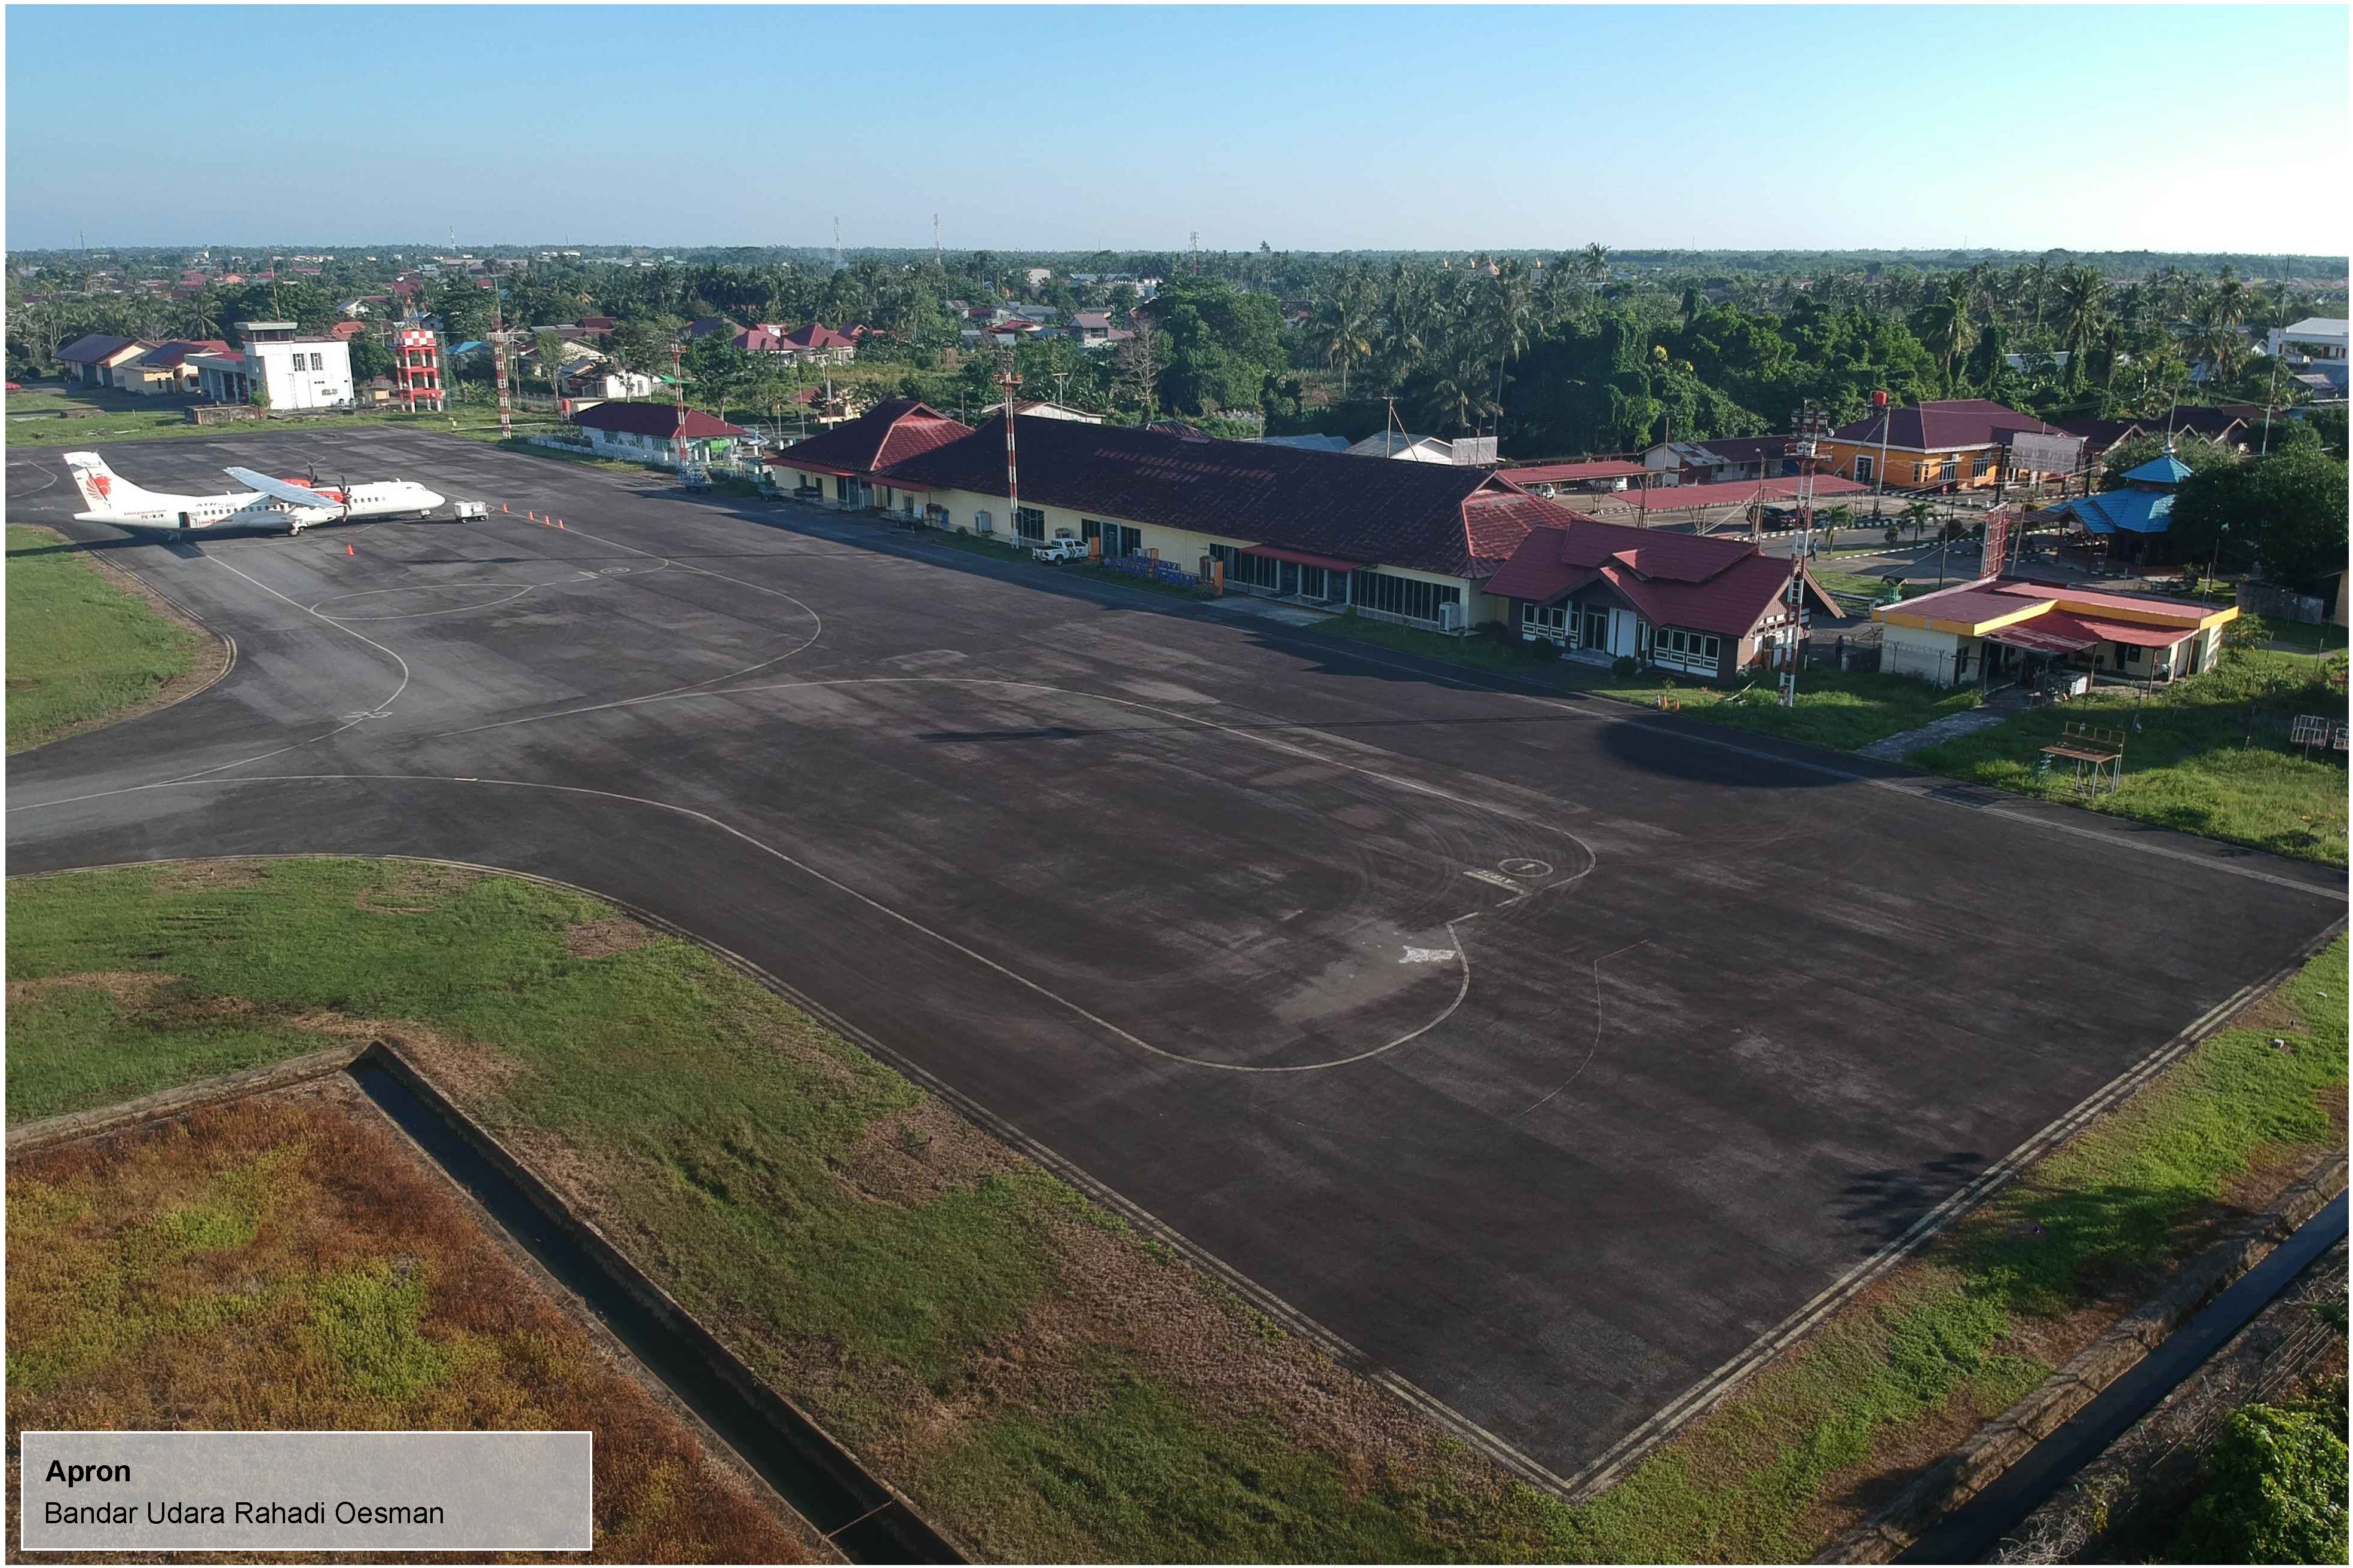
1500, 460, 1647, 484
1831, 399, 2060, 453
1990, 579, 2211, 627
1486, 516, 1841, 637
735, 327, 790, 353
879, 415, 1575, 578
1632, 474, 1869, 507
781, 321, 856, 351
570, 401, 749, 440
768, 399, 973, 479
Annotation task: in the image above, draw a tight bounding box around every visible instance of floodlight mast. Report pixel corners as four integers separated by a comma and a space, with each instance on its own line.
1779, 404, 1829, 708
997, 343, 1021, 536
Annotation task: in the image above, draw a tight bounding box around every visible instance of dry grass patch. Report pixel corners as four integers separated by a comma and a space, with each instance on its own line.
565, 915, 656, 958
4, 1085, 823, 1564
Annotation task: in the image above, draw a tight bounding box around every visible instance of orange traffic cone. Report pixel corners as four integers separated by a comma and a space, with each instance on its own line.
556, 519, 565, 529
501, 503, 510, 513
345, 543, 355, 557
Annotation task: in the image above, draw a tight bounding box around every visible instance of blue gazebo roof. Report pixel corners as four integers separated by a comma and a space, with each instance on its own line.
2055, 488, 2175, 536
2121, 451, 2193, 487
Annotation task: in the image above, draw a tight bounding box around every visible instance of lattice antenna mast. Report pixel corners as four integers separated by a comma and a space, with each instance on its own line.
672, 343, 689, 470
1779, 404, 1829, 708
997, 342, 1021, 534
488, 290, 514, 441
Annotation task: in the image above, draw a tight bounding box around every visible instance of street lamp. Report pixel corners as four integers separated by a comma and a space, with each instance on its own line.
2207, 522, 2229, 598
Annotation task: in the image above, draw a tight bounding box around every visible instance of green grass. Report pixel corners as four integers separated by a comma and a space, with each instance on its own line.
1914, 651, 2349, 865
6, 524, 207, 751
4, 387, 547, 448
1297, 614, 1984, 750
11, 862, 2342, 1561
1547, 934, 2348, 1563
1585, 666, 1984, 751
1301, 612, 1564, 675
2265, 619, 2349, 654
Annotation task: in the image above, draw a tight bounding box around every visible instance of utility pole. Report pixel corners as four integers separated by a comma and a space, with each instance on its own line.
1871, 388, 1893, 518
671, 343, 689, 471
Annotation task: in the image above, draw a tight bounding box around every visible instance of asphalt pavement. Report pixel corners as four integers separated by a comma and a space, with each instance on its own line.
8, 430, 2343, 1487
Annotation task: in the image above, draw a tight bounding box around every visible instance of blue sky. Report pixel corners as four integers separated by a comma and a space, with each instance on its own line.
8, 5, 2346, 254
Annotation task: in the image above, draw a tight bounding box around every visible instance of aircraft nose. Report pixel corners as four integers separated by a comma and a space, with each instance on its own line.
419, 489, 446, 509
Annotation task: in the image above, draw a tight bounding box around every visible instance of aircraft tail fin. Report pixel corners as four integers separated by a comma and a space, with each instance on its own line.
64, 451, 161, 514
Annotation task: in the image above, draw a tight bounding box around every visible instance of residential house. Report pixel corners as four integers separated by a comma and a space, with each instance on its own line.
1486, 516, 1842, 681
765, 398, 975, 509
777, 321, 857, 365
568, 400, 751, 467
558, 360, 661, 401
681, 316, 743, 342
56, 333, 148, 387
1875, 577, 2234, 689
2268, 317, 2348, 395
1067, 311, 1116, 348
1641, 436, 1792, 486
1346, 430, 1500, 466
1823, 399, 2076, 492
874, 414, 1570, 630
1256, 434, 1353, 454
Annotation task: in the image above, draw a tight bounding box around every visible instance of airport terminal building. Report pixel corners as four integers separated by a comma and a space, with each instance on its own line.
790, 409, 1578, 632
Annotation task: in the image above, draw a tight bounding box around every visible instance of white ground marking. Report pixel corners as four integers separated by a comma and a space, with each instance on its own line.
1511, 938, 1651, 1120
23, 768, 1503, 1075
1464, 868, 1531, 895
1399, 947, 1458, 964
1554, 916, 2345, 1499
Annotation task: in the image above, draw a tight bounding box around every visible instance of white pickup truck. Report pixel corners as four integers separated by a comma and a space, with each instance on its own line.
1031, 535, 1090, 563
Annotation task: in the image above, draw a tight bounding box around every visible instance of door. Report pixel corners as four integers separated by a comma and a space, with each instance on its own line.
1279, 561, 1300, 596
1581, 606, 1608, 651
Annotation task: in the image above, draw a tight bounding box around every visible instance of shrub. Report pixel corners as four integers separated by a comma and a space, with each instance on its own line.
2224, 612, 2271, 654
1612, 655, 1639, 678
2174, 1402, 2348, 1564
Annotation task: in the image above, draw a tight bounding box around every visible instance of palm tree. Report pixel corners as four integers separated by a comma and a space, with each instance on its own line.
1313, 285, 1372, 399
1578, 243, 1610, 290
2054, 267, 2106, 388
1900, 499, 1936, 542
1924, 280, 1975, 394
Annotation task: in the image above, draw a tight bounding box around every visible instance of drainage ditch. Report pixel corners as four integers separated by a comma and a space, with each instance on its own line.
351, 1054, 961, 1564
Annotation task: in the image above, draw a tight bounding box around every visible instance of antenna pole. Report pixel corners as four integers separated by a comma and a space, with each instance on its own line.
489, 290, 513, 442
997, 343, 1021, 538
1780, 404, 1827, 708
672, 344, 688, 470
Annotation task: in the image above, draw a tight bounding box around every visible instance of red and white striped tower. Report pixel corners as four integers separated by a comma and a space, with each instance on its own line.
394, 328, 443, 412
997, 343, 1021, 534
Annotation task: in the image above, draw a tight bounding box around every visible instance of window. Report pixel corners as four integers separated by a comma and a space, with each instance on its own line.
1350, 569, 1459, 624
1298, 564, 1328, 600
1971, 456, 1991, 478
1654, 626, 1722, 672
1014, 506, 1045, 541
1208, 543, 1280, 590
1912, 463, 1927, 483
1520, 601, 1568, 640
310, 352, 325, 371
1853, 455, 1874, 483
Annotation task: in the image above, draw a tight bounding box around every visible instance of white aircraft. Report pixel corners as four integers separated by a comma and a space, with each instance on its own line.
65, 451, 446, 535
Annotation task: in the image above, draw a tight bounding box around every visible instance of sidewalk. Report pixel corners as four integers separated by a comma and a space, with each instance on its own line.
1858, 690, 2027, 761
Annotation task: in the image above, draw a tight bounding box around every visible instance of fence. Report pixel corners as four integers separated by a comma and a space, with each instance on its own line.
2237, 580, 2329, 626
1103, 553, 1201, 589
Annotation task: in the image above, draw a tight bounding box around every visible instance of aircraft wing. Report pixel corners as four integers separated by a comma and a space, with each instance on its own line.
224, 467, 335, 508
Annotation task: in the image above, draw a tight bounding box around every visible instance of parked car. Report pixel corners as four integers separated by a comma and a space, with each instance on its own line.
1032, 535, 1090, 563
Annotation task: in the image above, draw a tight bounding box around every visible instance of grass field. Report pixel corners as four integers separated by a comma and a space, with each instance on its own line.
6, 1088, 818, 1563
4, 385, 553, 448
1914, 651, 2350, 866
6, 524, 209, 752
10, 858, 2341, 1561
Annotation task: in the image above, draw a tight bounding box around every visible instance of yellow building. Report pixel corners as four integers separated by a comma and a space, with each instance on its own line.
1874, 577, 2235, 688
1827, 399, 2078, 494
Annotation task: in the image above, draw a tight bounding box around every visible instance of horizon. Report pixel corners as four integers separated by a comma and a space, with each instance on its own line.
7, 5, 2348, 256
